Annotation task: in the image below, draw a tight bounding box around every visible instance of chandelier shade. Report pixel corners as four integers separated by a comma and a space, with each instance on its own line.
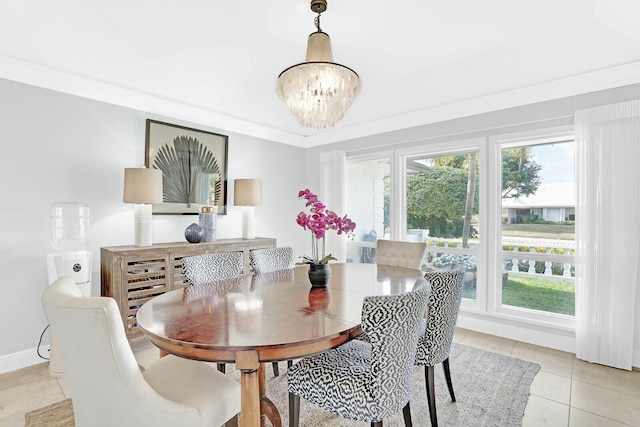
276, 1, 360, 129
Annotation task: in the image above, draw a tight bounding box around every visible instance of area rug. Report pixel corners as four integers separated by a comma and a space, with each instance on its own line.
25, 343, 539, 427
24, 398, 74, 427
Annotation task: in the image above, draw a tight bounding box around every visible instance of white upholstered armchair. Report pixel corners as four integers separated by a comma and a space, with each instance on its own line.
41, 276, 241, 427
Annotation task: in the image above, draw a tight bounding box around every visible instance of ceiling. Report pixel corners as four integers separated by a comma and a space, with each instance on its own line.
1, 0, 640, 148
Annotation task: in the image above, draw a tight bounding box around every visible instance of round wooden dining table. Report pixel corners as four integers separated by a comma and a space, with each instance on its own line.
136, 263, 423, 427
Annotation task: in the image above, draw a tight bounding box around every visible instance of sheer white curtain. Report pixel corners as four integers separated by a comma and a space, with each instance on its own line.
575, 100, 640, 370
319, 150, 347, 262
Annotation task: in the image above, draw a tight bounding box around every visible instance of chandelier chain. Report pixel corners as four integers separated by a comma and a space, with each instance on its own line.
314, 14, 322, 32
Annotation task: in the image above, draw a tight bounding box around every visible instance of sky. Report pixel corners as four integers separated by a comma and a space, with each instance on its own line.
529, 142, 575, 183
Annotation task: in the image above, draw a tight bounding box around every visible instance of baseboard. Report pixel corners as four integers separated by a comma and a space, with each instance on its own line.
458, 312, 640, 369
0, 345, 50, 374
457, 311, 576, 353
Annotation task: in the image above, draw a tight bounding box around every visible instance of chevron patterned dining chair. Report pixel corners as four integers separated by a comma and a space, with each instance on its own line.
415, 268, 466, 427
181, 251, 244, 373
249, 247, 295, 274
287, 278, 431, 427
250, 246, 295, 377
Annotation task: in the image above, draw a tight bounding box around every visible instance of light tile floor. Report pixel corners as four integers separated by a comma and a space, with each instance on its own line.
1, 328, 639, 426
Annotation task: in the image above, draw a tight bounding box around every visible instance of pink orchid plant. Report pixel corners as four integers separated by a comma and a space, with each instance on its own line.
296, 189, 356, 265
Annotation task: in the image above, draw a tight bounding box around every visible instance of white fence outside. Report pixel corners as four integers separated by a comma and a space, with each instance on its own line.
425, 236, 575, 280
348, 236, 576, 280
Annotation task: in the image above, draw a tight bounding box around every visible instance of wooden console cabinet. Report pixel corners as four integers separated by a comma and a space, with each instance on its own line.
101, 237, 277, 340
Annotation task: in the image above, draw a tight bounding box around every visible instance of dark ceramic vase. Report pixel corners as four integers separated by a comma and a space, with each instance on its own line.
308, 263, 331, 288
184, 223, 204, 243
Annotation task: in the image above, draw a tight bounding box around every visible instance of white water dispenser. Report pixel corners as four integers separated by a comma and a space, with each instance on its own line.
46, 202, 92, 376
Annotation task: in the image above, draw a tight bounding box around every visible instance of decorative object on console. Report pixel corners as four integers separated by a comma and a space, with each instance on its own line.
276, 0, 360, 129
296, 188, 356, 287
123, 167, 163, 247
184, 223, 204, 243
145, 119, 228, 215
234, 179, 262, 240
199, 205, 217, 242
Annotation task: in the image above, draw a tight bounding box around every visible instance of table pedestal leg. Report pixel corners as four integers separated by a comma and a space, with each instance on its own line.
237, 351, 260, 427
236, 352, 283, 427
259, 363, 281, 427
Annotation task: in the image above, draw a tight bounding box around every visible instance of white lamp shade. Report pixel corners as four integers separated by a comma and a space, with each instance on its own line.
123, 168, 163, 204
234, 179, 262, 206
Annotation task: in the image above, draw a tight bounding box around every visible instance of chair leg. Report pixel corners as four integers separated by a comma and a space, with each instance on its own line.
288, 360, 293, 369
425, 365, 438, 427
442, 357, 456, 402
272, 361, 280, 377
217, 363, 226, 374
402, 401, 413, 427
288, 392, 300, 427
371, 422, 383, 427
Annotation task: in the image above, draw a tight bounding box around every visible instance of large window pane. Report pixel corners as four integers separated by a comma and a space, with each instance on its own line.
500, 141, 576, 316
405, 151, 480, 300
346, 157, 390, 264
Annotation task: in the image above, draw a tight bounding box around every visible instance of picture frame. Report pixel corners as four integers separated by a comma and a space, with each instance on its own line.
145, 119, 229, 215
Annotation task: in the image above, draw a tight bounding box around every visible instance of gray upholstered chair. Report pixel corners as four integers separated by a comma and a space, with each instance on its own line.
376, 240, 427, 270
250, 247, 295, 377
249, 247, 295, 274
182, 252, 244, 373
287, 278, 431, 427
181, 252, 244, 285
41, 276, 241, 427
415, 268, 466, 427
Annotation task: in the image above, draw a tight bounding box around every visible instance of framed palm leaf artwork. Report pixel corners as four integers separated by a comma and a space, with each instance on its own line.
145, 119, 228, 215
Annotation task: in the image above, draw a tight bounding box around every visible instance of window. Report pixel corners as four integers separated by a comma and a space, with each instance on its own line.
345, 153, 391, 264
345, 126, 575, 331
403, 149, 480, 300
499, 138, 576, 317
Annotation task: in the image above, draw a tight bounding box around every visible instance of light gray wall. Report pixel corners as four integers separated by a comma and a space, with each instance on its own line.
0, 78, 307, 359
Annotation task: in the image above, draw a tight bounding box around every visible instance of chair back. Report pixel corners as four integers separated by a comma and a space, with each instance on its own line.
41, 277, 201, 426
376, 240, 427, 270
250, 247, 294, 274
361, 278, 431, 418
417, 269, 466, 365
182, 252, 244, 285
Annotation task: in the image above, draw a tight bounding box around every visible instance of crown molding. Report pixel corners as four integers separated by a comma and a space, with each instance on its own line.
2, 55, 639, 149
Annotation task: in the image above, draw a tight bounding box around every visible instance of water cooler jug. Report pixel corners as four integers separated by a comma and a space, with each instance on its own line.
46, 202, 92, 376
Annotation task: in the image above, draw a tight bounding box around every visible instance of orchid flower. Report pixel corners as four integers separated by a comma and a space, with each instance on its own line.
296, 189, 356, 265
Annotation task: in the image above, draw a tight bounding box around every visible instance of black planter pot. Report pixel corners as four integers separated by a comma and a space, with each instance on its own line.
308, 263, 331, 288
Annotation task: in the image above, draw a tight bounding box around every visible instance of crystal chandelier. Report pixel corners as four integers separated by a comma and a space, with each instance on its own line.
276, 0, 360, 129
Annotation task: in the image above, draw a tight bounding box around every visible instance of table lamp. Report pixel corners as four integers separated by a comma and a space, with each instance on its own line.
234, 179, 262, 240
123, 167, 163, 247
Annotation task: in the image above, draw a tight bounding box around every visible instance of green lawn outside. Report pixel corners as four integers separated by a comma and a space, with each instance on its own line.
461, 274, 575, 315
451, 222, 577, 314
502, 223, 575, 240
502, 275, 575, 315
500, 224, 575, 314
